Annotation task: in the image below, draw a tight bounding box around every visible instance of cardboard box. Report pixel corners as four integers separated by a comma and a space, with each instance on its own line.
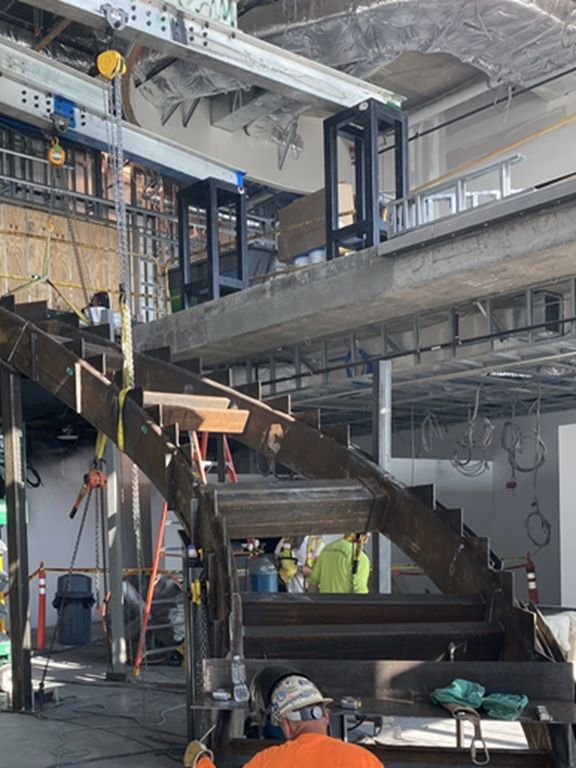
277, 183, 354, 263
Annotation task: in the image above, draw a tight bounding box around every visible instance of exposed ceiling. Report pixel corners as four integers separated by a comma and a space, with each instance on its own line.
365, 51, 484, 110
3, 0, 576, 136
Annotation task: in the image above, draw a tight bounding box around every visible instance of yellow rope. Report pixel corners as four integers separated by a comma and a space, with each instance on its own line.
117, 387, 130, 453
95, 432, 108, 463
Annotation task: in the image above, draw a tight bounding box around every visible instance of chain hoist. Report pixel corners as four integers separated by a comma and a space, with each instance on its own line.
97, 47, 146, 655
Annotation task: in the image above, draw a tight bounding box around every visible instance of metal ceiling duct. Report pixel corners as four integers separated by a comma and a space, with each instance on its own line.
134, 0, 576, 135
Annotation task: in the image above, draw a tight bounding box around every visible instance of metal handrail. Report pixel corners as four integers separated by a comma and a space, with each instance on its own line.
388, 154, 525, 235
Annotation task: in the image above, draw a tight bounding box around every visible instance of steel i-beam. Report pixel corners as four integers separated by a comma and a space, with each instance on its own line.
17, 0, 399, 110
0, 38, 239, 185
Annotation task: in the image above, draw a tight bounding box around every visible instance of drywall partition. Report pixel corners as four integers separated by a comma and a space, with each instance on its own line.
388, 407, 576, 605
559, 424, 576, 608
25, 446, 152, 629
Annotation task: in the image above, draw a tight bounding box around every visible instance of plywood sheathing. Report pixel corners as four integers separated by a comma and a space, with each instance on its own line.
0, 201, 120, 311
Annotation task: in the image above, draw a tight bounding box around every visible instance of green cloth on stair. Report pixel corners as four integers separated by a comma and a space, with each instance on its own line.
430, 678, 486, 709
482, 693, 529, 720
430, 679, 529, 721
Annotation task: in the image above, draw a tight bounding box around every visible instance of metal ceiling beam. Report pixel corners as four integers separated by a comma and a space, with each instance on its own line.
0, 39, 238, 185
16, 0, 399, 110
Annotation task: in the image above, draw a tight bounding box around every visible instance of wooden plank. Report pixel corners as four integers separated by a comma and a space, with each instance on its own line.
204, 659, 575, 704
0, 201, 119, 313
145, 405, 250, 435
159, 404, 249, 434
136, 389, 231, 410
145, 401, 247, 435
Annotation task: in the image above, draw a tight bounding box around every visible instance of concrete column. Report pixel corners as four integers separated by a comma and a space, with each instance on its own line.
1, 368, 32, 710
104, 442, 127, 678
559, 424, 576, 606
371, 360, 392, 593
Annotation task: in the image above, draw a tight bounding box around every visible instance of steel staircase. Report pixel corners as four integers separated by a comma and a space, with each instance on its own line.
0, 298, 573, 767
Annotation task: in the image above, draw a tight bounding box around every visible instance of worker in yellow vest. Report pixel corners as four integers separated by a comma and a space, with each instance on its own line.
308, 533, 370, 594
275, 535, 325, 593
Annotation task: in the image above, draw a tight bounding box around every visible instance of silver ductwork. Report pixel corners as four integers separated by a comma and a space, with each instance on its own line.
135, 0, 576, 140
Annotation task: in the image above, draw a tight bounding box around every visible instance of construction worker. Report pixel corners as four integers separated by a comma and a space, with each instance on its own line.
183, 672, 382, 768
275, 535, 325, 593
308, 533, 370, 594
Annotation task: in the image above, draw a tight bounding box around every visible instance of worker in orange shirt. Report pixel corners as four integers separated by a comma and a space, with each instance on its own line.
183, 672, 383, 768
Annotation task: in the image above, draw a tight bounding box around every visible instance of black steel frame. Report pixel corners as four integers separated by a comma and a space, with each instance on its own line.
178, 177, 248, 307
324, 99, 409, 261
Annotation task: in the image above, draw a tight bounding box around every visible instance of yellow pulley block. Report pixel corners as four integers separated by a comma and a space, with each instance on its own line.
47, 138, 66, 167
97, 50, 127, 80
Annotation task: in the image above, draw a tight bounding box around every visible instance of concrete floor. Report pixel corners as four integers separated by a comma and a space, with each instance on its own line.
0, 641, 188, 768
0, 639, 527, 767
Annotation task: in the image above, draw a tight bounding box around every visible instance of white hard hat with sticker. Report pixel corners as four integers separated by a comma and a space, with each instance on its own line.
270, 675, 332, 725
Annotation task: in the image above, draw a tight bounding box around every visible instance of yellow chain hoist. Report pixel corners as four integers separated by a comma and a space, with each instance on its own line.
96, 50, 127, 80
47, 137, 66, 168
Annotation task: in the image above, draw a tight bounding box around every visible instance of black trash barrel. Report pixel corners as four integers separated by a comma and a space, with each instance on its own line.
52, 574, 95, 645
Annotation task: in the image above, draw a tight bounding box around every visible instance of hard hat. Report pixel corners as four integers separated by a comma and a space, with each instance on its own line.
270, 675, 332, 726
250, 665, 301, 723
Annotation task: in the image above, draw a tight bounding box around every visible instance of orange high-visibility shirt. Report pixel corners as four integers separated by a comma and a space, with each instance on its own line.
197, 733, 383, 768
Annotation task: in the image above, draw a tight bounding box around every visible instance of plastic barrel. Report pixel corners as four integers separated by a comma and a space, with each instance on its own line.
53, 574, 95, 645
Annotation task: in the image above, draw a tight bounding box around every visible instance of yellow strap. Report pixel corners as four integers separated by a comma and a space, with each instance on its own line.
120, 296, 133, 388
95, 431, 108, 462
45, 279, 92, 326
117, 387, 130, 453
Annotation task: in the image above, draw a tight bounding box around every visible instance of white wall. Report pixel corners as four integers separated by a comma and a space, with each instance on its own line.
408, 88, 576, 192
382, 407, 576, 605
25, 446, 102, 628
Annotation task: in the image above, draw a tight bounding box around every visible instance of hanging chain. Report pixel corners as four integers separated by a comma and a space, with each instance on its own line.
103, 62, 147, 673
94, 485, 101, 609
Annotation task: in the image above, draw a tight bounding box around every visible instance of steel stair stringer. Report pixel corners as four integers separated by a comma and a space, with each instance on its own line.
0, 306, 571, 764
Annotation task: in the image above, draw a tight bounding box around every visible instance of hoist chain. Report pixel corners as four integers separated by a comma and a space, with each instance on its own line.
94, 485, 101, 609
103, 60, 146, 666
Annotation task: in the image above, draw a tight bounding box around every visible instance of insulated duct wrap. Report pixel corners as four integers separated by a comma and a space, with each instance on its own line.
0, 20, 105, 73
135, 0, 576, 139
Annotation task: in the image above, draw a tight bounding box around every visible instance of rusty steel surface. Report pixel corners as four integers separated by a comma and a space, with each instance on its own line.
230, 740, 553, 767
0, 304, 571, 764
241, 592, 487, 625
